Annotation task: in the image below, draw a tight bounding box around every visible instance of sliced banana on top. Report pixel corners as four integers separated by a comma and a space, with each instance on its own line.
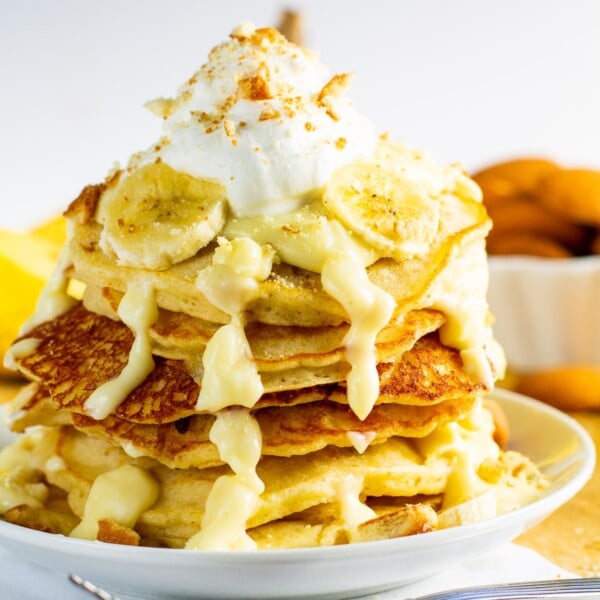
373, 139, 482, 203
322, 162, 440, 260
98, 162, 227, 270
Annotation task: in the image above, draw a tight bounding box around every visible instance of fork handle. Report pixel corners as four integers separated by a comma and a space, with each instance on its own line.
415, 577, 600, 600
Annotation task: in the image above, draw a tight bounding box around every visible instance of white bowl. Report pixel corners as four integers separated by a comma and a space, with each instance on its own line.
488, 255, 600, 371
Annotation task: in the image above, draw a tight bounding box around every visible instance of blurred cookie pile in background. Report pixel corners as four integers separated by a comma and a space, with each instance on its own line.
474, 157, 600, 413
473, 158, 600, 258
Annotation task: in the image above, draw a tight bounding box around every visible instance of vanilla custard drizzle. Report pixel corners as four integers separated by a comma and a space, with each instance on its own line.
70, 465, 159, 540
415, 399, 499, 510
84, 281, 158, 420
187, 238, 271, 549
4, 239, 76, 370
3, 338, 40, 372
224, 206, 396, 420
194, 237, 274, 413
321, 255, 395, 420
186, 408, 264, 550
17, 243, 77, 336
335, 474, 376, 539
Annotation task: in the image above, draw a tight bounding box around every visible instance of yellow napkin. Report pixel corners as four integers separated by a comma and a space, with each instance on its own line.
0, 217, 66, 376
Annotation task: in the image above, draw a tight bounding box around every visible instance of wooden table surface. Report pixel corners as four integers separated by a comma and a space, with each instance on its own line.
0, 377, 598, 575
516, 409, 600, 576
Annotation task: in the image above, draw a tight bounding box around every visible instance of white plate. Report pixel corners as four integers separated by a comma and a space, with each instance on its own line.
0, 389, 594, 600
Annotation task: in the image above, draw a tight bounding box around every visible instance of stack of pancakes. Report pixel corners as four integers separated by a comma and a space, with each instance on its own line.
0, 29, 545, 550
1, 153, 545, 549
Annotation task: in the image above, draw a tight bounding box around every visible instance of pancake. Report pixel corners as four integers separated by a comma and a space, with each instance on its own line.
67, 396, 476, 469
5, 383, 70, 432
68, 195, 489, 328
3, 494, 439, 549
83, 283, 446, 371
0, 425, 452, 530
8, 383, 475, 469
1, 413, 545, 549
12, 304, 200, 424
11, 304, 491, 427
246, 502, 438, 550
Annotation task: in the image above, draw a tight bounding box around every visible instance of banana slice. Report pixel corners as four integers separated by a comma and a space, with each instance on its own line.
98, 162, 227, 270
374, 138, 482, 202
322, 162, 440, 259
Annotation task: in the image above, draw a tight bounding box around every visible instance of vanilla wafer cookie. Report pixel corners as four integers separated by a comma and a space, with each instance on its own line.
537, 168, 600, 227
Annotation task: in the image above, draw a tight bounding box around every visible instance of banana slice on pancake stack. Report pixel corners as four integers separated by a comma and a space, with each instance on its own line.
98, 163, 227, 270
322, 162, 440, 260
0, 24, 545, 551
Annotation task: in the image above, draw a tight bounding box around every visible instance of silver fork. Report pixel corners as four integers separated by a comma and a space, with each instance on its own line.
69, 574, 600, 599
69, 574, 121, 600
411, 577, 600, 599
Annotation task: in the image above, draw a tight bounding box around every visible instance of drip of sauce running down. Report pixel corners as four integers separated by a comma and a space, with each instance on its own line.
346, 431, 377, 455
415, 400, 499, 511
70, 465, 159, 540
18, 243, 78, 335
3, 338, 40, 371
425, 216, 496, 388
187, 238, 272, 549
186, 408, 264, 550
194, 237, 274, 412
4, 240, 76, 370
223, 202, 496, 408
224, 207, 396, 420
335, 474, 376, 540
84, 281, 159, 420
321, 255, 395, 420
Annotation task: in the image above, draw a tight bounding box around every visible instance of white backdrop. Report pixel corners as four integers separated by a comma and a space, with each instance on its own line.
1, 0, 599, 229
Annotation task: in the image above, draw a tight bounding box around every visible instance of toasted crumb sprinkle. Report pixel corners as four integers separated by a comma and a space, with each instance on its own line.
320, 96, 339, 121
238, 63, 272, 100
221, 94, 237, 112
317, 73, 353, 103
144, 97, 176, 120
315, 74, 353, 121
230, 22, 256, 40
64, 181, 107, 225
230, 26, 285, 47
223, 119, 236, 137
282, 96, 303, 118
259, 107, 281, 121
304, 121, 315, 132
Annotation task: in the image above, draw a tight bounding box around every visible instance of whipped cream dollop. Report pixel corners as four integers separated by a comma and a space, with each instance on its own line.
131, 24, 376, 217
